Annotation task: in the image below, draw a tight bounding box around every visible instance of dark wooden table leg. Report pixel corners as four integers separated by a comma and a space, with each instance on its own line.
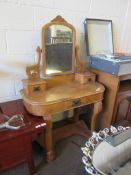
27, 151, 36, 175
43, 115, 55, 162
91, 101, 102, 131
73, 107, 81, 123
25, 135, 36, 175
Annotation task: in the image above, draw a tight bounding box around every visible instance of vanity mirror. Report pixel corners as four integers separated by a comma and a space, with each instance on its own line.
41, 15, 87, 77
43, 22, 74, 76
26, 15, 87, 82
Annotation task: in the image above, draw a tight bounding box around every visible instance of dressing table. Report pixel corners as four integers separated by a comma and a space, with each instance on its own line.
21, 16, 105, 161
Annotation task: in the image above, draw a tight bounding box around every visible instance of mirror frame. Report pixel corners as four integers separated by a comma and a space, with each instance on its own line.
81, 126, 131, 175
41, 15, 76, 77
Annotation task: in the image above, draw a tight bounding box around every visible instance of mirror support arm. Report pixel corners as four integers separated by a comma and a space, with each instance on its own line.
36, 46, 42, 66
75, 45, 87, 72
26, 46, 42, 80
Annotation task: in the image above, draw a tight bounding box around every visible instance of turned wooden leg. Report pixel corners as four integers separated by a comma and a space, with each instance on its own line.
73, 107, 81, 123
43, 115, 55, 162
91, 101, 102, 131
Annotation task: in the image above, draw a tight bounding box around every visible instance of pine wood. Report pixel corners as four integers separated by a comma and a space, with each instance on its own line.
22, 79, 46, 95
21, 16, 105, 161
24, 47, 44, 95
52, 120, 91, 144
21, 76, 105, 161
92, 69, 131, 128
75, 71, 96, 84
21, 80, 104, 116
26, 47, 41, 80
113, 86, 131, 124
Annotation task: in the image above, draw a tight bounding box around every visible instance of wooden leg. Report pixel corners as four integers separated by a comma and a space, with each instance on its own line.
27, 158, 36, 175
24, 135, 36, 175
91, 101, 102, 131
43, 115, 55, 162
73, 107, 81, 123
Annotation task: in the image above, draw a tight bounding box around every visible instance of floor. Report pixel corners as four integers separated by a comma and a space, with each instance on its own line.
0, 135, 88, 175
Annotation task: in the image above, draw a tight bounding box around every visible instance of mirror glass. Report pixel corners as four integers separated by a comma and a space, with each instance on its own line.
45, 25, 73, 75
92, 139, 131, 174
85, 19, 113, 55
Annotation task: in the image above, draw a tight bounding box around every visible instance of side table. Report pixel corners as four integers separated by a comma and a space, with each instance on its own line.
0, 99, 46, 175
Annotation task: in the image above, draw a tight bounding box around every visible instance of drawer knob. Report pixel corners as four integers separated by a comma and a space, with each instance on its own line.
33, 86, 41, 92
72, 99, 81, 107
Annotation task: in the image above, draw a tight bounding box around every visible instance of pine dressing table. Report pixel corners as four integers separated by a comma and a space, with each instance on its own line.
20, 16, 105, 161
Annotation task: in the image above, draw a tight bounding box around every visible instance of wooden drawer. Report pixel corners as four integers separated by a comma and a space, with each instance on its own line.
25, 92, 103, 116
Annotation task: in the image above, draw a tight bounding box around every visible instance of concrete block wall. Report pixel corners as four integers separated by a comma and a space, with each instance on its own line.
0, 0, 131, 102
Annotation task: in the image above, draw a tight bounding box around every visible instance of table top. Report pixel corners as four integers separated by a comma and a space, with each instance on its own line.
21, 81, 105, 116
21, 81, 105, 105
